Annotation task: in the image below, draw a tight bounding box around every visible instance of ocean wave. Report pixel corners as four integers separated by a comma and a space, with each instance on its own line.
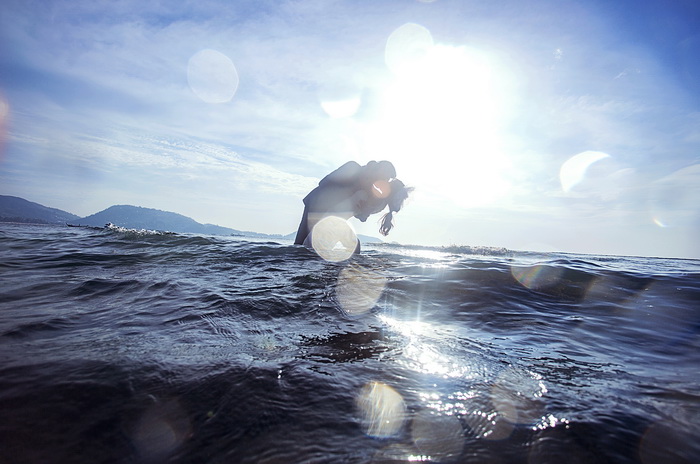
1, 223, 699, 463
374, 241, 513, 256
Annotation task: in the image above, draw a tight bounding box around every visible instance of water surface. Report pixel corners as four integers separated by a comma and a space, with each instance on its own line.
1, 223, 699, 463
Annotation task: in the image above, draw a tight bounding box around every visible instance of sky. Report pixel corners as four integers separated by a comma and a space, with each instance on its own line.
1, 0, 699, 258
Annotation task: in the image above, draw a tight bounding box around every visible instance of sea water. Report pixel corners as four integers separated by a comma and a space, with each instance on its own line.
1, 223, 699, 463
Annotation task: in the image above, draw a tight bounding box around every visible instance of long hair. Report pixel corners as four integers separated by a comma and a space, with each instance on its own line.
379, 179, 413, 236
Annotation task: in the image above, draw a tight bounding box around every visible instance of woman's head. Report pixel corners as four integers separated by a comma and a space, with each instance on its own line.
376, 160, 396, 180
362, 160, 396, 186
379, 179, 413, 236
387, 179, 412, 212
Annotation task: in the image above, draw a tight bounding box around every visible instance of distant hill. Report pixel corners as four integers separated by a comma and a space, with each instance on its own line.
76, 205, 383, 242
0, 195, 80, 224
356, 234, 383, 244
71, 205, 276, 237
1, 195, 384, 243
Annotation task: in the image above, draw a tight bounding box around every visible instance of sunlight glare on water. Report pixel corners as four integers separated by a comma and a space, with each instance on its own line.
379, 315, 473, 379
187, 49, 240, 104
461, 395, 516, 440
373, 445, 425, 462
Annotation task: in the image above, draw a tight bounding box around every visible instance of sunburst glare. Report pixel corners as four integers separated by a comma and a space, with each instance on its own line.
366, 24, 514, 210
379, 315, 473, 379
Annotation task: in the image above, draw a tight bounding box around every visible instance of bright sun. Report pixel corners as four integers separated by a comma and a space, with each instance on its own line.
365, 23, 513, 210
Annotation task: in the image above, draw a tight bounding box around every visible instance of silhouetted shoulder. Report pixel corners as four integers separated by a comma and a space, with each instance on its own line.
318, 161, 362, 187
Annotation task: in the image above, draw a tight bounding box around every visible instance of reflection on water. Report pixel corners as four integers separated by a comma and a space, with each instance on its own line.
2, 224, 699, 462
461, 394, 516, 441
369, 309, 572, 462
379, 315, 475, 379
372, 443, 425, 463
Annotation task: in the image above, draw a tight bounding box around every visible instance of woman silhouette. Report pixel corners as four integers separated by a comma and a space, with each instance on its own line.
294, 160, 412, 247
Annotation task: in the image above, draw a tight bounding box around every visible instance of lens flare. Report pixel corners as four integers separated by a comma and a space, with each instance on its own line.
320, 98, 362, 118
639, 419, 699, 464
356, 381, 407, 438
319, 83, 362, 118
385, 23, 434, 76
187, 49, 239, 104
528, 422, 583, 464
511, 265, 565, 291
372, 180, 391, 199
0, 92, 9, 159
559, 151, 610, 192
411, 409, 464, 461
310, 215, 358, 262
130, 399, 191, 462
491, 368, 547, 426
648, 164, 700, 228
335, 264, 387, 315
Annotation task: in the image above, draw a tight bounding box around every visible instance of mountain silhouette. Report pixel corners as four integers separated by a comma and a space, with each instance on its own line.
1, 195, 384, 242
0, 195, 80, 224
72, 205, 265, 236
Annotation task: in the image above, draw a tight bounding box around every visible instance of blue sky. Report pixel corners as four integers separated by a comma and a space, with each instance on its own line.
1, 0, 698, 258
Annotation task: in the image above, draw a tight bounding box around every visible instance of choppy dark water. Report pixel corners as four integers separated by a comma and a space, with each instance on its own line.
1, 223, 699, 464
